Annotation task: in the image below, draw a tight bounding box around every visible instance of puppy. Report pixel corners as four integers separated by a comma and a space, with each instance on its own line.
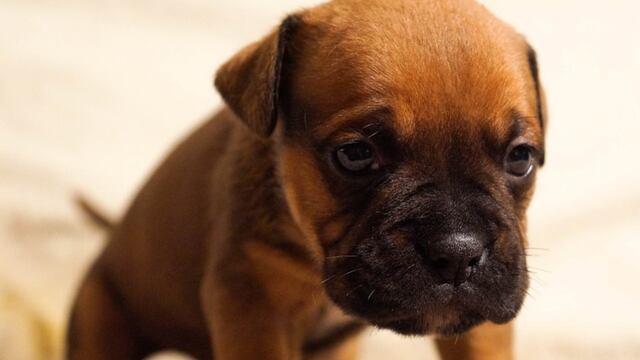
67, 0, 546, 359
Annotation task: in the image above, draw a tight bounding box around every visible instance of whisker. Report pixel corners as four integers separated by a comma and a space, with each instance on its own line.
525, 247, 549, 252
367, 289, 376, 301
524, 288, 536, 300
321, 268, 362, 285
342, 268, 361, 277
320, 274, 338, 285
399, 263, 417, 277
528, 266, 550, 274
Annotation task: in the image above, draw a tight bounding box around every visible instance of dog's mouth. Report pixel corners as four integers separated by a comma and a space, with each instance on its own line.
321, 191, 529, 335
322, 242, 527, 335
325, 276, 523, 335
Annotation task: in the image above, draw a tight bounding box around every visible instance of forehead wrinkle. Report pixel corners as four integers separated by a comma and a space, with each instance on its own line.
397, 112, 486, 173
297, 0, 536, 151
388, 52, 532, 157
333, 31, 527, 146
393, 50, 525, 128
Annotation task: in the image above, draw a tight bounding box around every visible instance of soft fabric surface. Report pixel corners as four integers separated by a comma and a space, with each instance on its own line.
1, 0, 639, 359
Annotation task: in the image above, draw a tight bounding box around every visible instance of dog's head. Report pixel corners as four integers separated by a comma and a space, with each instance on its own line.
215, 0, 546, 336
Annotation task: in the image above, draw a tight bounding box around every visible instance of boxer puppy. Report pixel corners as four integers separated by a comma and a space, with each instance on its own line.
67, 0, 546, 359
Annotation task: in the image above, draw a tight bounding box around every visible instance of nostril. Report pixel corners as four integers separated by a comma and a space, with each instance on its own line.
468, 256, 480, 268
467, 248, 489, 269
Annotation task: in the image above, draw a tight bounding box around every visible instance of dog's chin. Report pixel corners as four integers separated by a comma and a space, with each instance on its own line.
325, 278, 526, 336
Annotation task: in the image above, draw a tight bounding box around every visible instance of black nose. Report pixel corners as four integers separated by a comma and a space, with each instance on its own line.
423, 233, 487, 286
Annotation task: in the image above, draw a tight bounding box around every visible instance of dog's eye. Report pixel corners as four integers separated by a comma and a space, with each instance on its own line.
505, 145, 534, 177
335, 142, 378, 173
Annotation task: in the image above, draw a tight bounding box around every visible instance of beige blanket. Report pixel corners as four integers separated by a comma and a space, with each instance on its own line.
1, 0, 639, 359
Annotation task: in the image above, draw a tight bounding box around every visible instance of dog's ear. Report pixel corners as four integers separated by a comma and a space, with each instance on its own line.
215, 15, 301, 137
526, 44, 547, 165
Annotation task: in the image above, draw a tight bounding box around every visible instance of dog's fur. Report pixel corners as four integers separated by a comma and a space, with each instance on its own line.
67, 0, 546, 359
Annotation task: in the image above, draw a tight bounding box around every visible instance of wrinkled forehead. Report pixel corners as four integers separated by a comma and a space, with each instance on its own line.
288, 0, 538, 144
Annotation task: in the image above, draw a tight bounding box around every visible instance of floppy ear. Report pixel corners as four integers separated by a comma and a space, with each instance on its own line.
526, 44, 547, 165
214, 15, 301, 137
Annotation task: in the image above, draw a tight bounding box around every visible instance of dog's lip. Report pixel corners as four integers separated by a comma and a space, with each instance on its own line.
368, 310, 484, 336
371, 317, 426, 335
366, 311, 425, 331
354, 282, 492, 317
341, 298, 427, 325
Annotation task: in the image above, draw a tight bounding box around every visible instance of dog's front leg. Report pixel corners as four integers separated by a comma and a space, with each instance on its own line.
201, 267, 296, 359
201, 241, 322, 360
435, 322, 513, 360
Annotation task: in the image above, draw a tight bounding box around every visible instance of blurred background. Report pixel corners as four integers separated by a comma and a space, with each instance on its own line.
1, 0, 639, 359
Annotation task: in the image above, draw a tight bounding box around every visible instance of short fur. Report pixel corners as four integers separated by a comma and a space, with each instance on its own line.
67, 0, 545, 359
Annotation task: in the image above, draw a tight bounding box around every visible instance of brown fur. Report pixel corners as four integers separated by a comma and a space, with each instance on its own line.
67, 0, 545, 359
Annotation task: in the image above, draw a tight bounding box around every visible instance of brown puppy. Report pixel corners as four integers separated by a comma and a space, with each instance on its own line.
67, 0, 546, 359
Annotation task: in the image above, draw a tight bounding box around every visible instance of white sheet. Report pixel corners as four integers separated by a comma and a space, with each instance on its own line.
1, 0, 639, 359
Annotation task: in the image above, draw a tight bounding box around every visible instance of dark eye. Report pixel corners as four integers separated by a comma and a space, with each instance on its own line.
335, 142, 378, 173
505, 145, 534, 177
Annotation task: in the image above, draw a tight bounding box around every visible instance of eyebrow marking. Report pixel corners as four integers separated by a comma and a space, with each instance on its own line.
313, 103, 392, 140
483, 110, 542, 158
508, 112, 527, 140
510, 110, 543, 141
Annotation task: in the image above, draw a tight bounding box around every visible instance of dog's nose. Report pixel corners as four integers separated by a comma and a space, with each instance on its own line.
424, 233, 487, 286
